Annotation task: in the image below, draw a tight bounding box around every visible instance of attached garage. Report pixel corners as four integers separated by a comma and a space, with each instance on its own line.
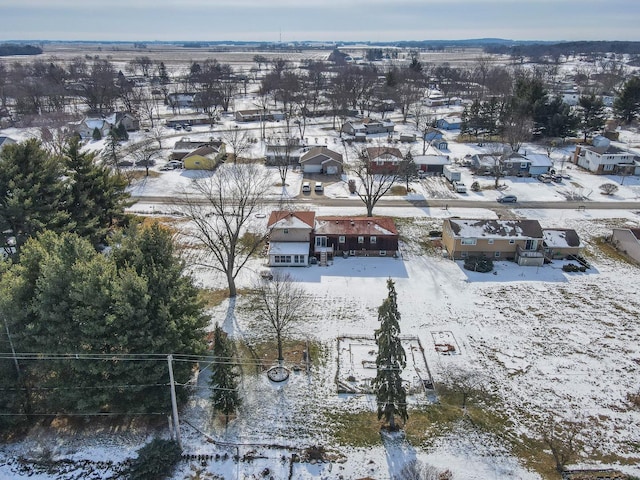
325, 165, 339, 175
303, 163, 323, 173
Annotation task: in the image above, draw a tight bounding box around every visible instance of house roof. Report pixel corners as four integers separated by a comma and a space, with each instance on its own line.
268, 242, 310, 255
267, 210, 316, 229
542, 229, 582, 248
523, 153, 553, 167
314, 217, 398, 236
447, 218, 543, 239
0, 136, 15, 147
300, 147, 343, 164
184, 146, 219, 159
414, 155, 450, 166
630, 228, 640, 241
366, 146, 403, 160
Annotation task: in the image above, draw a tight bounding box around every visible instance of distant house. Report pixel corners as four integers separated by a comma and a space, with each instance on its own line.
542, 228, 583, 259
436, 116, 462, 130
366, 146, 404, 173
182, 144, 226, 170
71, 112, 139, 139
399, 133, 416, 143
341, 117, 394, 136
573, 138, 640, 175
265, 139, 307, 166
442, 218, 545, 266
235, 109, 265, 122
171, 137, 224, 161
267, 210, 316, 267
165, 115, 211, 128
471, 151, 553, 177
312, 216, 399, 263
414, 154, 451, 174
0, 136, 16, 153
610, 228, 640, 264
167, 92, 196, 109
299, 147, 343, 174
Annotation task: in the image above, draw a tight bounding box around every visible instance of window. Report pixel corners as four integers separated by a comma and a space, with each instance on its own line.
370, 236, 377, 244
358, 236, 364, 244
495, 251, 501, 257
488, 239, 494, 245
380, 250, 386, 256
461, 238, 477, 245
294, 255, 304, 264
520, 162, 528, 169
509, 239, 515, 244
274, 255, 292, 264
315, 236, 327, 248
339, 235, 345, 243
283, 229, 289, 234
603, 164, 614, 171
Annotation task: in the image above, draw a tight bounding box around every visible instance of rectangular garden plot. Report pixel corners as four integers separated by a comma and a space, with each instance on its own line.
336, 336, 433, 394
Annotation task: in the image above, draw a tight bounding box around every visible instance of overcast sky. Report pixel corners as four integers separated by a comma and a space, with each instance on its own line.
1, 0, 638, 43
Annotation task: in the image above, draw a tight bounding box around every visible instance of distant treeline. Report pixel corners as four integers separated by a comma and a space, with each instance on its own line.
0, 44, 43, 56
486, 41, 640, 58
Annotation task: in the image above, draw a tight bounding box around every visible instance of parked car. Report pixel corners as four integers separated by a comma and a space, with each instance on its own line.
183, 124, 192, 131
497, 195, 518, 203
314, 182, 324, 193
302, 181, 311, 193
160, 160, 183, 171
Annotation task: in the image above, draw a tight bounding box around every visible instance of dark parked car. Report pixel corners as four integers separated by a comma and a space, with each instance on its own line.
497, 195, 518, 203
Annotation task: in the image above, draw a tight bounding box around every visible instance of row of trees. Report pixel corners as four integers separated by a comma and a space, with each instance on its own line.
461, 73, 640, 147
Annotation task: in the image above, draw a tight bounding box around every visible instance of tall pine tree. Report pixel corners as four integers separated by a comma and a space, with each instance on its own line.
64, 136, 131, 246
209, 323, 240, 426
372, 278, 408, 431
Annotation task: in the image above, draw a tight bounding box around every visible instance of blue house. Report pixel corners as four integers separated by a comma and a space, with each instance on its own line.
436, 117, 462, 130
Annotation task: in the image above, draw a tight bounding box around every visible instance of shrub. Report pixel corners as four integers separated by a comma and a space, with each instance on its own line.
562, 263, 581, 272
463, 255, 493, 273
599, 183, 619, 195
470, 181, 480, 192
126, 438, 182, 480
348, 179, 356, 193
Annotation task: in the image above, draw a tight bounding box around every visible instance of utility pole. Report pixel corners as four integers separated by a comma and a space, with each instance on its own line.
3, 318, 21, 378
167, 354, 182, 449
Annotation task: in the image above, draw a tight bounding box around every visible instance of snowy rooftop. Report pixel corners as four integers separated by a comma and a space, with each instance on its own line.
447, 218, 544, 239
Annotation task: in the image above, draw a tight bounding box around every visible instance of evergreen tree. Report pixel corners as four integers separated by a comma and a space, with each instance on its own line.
64, 136, 131, 246
102, 129, 121, 170
0, 224, 208, 415
0, 139, 70, 254
209, 323, 240, 425
578, 94, 606, 143
614, 76, 640, 124
116, 122, 129, 141
92, 126, 102, 141
372, 279, 408, 431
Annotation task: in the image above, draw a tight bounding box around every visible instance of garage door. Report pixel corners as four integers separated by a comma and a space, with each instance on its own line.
326, 165, 338, 175
303, 164, 322, 173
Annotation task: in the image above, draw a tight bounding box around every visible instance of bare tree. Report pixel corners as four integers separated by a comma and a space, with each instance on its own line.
501, 112, 533, 154
126, 137, 161, 176
599, 183, 619, 195
396, 460, 453, 480
441, 365, 487, 413
180, 163, 273, 297
252, 272, 308, 367
220, 127, 252, 163
539, 415, 585, 474
485, 142, 508, 189
347, 145, 401, 217
410, 103, 436, 154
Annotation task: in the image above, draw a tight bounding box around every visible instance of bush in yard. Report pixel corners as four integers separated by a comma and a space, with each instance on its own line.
562, 263, 581, 272
470, 180, 480, 192
463, 255, 493, 273
599, 183, 619, 195
348, 179, 356, 193
126, 438, 182, 480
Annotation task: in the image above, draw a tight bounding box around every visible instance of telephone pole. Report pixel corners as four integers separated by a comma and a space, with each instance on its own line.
167, 354, 182, 449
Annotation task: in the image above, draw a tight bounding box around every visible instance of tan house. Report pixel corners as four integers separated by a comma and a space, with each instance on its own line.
542, 228, 583, 259
266, 211, 316, 267
442, 218, 545, 266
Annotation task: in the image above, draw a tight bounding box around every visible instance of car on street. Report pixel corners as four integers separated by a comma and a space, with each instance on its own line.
497, 195, 518, 203
160, 160, 184, 171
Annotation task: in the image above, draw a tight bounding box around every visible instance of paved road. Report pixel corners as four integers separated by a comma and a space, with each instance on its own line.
130, 193, 640, 211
